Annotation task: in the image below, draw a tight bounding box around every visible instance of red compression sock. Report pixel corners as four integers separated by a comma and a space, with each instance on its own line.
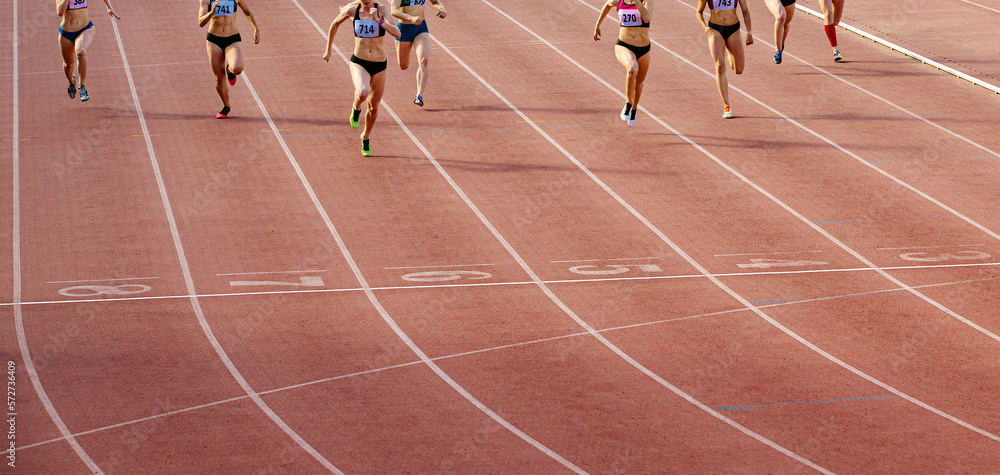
824, 24, 838, 47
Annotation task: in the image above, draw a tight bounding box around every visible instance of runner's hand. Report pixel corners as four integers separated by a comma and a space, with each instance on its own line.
209, 0, 220, 17
254, 29, 260, 44
594, 27, 601, 41
322, 48, 331, 62
107, 8, 121, 20
437, 8, 446, 19
745, 32, 753, 46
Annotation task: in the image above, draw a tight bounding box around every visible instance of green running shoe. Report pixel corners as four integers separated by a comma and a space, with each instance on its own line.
361, 138, 372, 157
350, 108, 361, 129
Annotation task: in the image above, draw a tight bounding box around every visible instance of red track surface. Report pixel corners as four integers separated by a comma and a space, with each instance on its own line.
4, 0, 1000, 472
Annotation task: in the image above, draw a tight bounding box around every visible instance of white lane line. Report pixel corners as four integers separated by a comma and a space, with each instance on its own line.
10, 1, 104, 472
260, 5, 585, 471
550, 257, 659, 263
383, 263, 495, 270
109, 21, 342, 474
715, 251, 824, 257
26, 271, 996, 454
8, 259, 1000, 308
216, 270, 328, 276
877, 244, 985, 251
504, 0, 1000, 445
959, 0, 1000, 13
441, 8, 830, 472
46, 277, 160, 284
795, 4, 1000, 94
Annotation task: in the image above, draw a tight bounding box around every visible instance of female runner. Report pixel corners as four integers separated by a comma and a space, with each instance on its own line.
391, 0, 447, 107
594, 0, 653, 127
818, 0, 845, 62
198, 0, 260, 119
56, 0, 120, 102
764, 0, 794, 64
696, 0, 752, 119
324, 1, 401, 157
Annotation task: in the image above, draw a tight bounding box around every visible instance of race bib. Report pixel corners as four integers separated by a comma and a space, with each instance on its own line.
355, 19, 381, 38
68, 0, 88, 10
712, 0, 736, 11
618, 8, 643, 27
213, 0, 237, 17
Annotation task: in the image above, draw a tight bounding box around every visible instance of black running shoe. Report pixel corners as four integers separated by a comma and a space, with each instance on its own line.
68, 75, 77, 99
217, 105, 231, 119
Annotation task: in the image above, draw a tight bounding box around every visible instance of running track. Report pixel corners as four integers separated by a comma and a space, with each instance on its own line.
4, 0, 1000, 472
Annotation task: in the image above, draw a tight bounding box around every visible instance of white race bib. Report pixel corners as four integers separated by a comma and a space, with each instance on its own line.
355, 19, 381, 38
618, 8, 643, 27
68, 0, 88, 10
712, 0, 737, 11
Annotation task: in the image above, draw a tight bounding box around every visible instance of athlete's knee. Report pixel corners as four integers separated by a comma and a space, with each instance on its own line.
775, 11, 786, 23
357, 87, 371, 101
626, 64, 639, 77
734, 64, 745, 75
418, 56, 429, 68
230, 64, 244, 75
76, 49, 87, 60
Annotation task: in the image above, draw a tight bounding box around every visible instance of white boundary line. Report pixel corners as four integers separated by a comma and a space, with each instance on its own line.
109, 20, 342, 474
795, 4, 1000, 94
9, 260, 1000, 308
253, 5, 584, 471
959, 0, 1000, 13
10, 0, 104, 472
486, 0, 1000, 444
18, 273, 1000, 453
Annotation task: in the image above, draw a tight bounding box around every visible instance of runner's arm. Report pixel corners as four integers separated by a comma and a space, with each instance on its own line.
695, 0, 711, 33
390, 0, 416, 23
593, 0, 614, 41
237, 0, 260, 43
101, 0, 120, 19
323, 5, 353, 61
739, 0, 752, 44
199, 0, 219, 27
429, 0, 446, 18
636, 0, 653, 23
377, 3, 402, 39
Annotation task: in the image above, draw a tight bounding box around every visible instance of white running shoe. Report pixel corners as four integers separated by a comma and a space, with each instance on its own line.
620, 104, 630, 121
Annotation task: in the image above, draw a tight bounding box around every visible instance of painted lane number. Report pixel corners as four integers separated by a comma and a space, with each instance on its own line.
59, 284, 151, 297
229, 276, 325, 287
401, 271, 493, 282
899, 251, 991, 262
568, 264, 662, 275
737, 259, 828, 269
